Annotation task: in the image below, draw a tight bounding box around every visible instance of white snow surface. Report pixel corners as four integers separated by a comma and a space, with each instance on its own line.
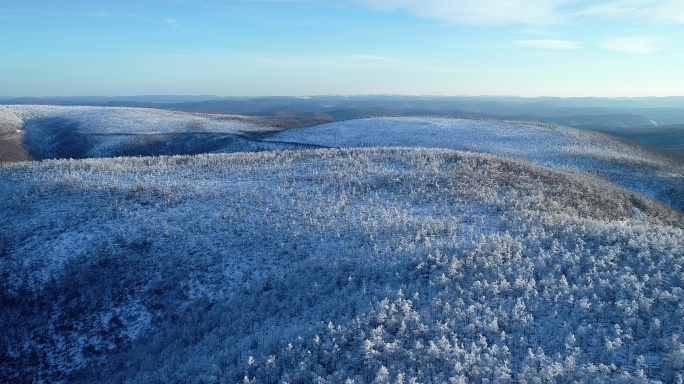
2, 111, 684, 382
269, 116, 666, 168
2, 148, 683, 383
270, 116, 684, 210
5, 105, 264, 134
0, 107, 23, 128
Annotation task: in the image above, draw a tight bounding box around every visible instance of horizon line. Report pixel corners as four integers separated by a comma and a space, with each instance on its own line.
3, 94, 684, 99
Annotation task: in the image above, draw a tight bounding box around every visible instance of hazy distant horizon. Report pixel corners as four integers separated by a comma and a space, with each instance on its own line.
3, 93, 684, 100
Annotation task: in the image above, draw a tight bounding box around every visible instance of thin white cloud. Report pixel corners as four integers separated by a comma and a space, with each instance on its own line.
516, 27, 556, 36
0, 8, 51, 14
87, 11, 110, 18
235, 0, 313, 2
355, 0, 571, 26
513, 40, 582, 50
598, 37, 662, 54
348, 55, 400, 62
83, 11, 179, 26
354, 0, 684, 26
578, 0, 684, 23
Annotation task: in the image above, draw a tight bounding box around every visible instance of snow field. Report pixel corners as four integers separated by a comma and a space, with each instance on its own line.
0, 108, 23, 131
1, 148, 683, 382
2, 107, 684, 382
5, 105, 265, 135
5, 107, 682, 211
269, 116, 684, 212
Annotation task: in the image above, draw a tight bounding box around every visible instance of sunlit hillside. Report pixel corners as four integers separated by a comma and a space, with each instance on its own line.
4, 106, 683, 213
0, 107, 31, 162
2, 105, 328, 160
269, 117, 684, 212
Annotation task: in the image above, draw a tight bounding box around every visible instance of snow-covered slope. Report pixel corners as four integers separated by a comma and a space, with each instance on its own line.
7, 105, 263, 135
2, 105, 321, 160
0, 108, 31, 162
269, 117, 684, 212
1, 148, 683, 383
6, 107, 681, 212
2, 108, 684, 382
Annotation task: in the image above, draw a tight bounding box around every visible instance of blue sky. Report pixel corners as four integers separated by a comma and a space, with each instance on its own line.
2, 0, 684, 97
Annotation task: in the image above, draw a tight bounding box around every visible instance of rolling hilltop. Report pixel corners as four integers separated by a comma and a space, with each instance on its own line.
4, 105, 682, 212
1, 105, 684, 382
4, 95, 684, 127
2, 105, 331, 161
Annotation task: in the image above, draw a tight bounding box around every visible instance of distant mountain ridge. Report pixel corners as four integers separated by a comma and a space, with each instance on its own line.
3, 95, 684, 128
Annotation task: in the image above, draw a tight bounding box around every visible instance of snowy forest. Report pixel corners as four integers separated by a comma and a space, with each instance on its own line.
1, 106, 684, 383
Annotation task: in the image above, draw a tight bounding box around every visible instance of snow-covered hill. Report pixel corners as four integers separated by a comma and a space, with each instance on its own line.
268, 117, 684, 212
7, 105, 266, 135
1, 148, 683, 383
5, 107, 683, 212
2, 105, 324, 160
2, 107, 684, 382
